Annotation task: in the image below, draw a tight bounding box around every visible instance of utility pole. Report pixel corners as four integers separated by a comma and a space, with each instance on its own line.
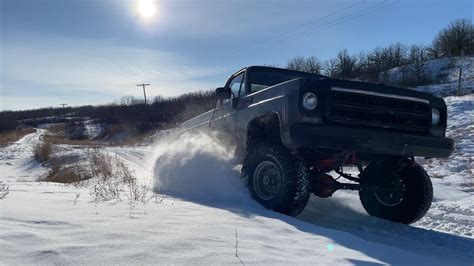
137, 83, 150, 105
59, 103, 68, 138
59, 103, 68, 117
457, 68, 462, 96
136, 83, 150, 129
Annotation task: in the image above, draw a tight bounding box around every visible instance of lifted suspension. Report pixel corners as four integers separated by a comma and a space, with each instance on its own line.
311, 154, 405, 198
312, 172, 404, 198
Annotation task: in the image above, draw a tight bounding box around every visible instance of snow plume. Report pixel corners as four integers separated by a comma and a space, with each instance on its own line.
152, 131, 250, 203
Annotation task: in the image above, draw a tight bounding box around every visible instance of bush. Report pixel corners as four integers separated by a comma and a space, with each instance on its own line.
42, 164, 87, 183
0, 184, 9, 199
33, 140, 52, 163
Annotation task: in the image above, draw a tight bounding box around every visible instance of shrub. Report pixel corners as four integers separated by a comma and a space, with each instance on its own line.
0, 184, 9, 199
41, 164, 88, 183
33, 140, 52, 163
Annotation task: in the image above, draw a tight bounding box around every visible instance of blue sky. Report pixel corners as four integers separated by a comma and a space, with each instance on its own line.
0, 0, 471, 110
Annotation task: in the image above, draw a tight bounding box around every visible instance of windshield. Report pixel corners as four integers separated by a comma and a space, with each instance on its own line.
248, 68, 320, 93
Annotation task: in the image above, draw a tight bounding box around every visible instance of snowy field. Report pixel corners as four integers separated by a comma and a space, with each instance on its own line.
1, 96, 473, 264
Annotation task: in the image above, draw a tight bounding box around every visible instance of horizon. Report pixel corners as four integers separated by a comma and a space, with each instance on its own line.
1, 0, 472, 111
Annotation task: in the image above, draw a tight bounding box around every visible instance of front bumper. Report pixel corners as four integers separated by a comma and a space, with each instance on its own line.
289, 124, 454, 158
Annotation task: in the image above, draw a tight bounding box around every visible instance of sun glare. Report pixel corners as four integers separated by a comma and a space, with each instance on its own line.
137, 0, 156, 20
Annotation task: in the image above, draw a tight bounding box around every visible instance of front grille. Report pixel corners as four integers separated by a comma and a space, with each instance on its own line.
328, 87, 431, 132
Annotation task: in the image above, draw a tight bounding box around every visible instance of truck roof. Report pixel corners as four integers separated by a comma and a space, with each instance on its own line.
235, 65, 327, 79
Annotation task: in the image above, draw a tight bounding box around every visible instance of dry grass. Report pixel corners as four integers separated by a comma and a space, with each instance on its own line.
87, 149, 115, 181
0, 184, 9, 199
41, 163, 89, 183
41, 122, 156, 147
39, 147, 153, 217
33, 140, 53, 163
0, 128, 36, 147
42, 133, 102, 146
118, 130, 156, 146
39, 148, 134, 184
98, 124, 156, 146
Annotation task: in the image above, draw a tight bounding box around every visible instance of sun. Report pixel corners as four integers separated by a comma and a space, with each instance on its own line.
137, 0, 157, 20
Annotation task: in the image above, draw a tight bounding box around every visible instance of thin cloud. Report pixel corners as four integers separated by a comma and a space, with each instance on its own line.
1, 34, 223, 108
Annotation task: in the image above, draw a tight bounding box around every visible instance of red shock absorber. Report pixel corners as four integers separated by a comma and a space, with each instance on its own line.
314, 159, 336, 172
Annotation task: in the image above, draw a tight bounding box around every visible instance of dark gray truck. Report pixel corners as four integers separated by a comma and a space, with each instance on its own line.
180, 66, 453, 224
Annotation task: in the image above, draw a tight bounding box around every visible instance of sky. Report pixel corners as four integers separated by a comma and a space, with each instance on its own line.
0, 0, 472, 111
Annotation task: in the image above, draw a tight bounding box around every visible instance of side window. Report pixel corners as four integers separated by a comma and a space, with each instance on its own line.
229, 73, 244, 98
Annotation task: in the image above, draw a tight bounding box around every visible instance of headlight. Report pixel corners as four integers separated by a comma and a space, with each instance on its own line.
302, 92, 318, 111
431, 108, 440, 125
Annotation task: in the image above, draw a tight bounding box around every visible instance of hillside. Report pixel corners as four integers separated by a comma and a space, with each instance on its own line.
384, 56, 474, 97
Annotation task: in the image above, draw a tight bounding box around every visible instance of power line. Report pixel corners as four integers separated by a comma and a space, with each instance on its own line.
210, 1, 365, 64
265, 1, 398, 49
211, 0, 398, 65
218, 0, 396, 64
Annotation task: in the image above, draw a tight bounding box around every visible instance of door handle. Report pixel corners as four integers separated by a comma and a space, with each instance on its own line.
244, 96, 253, 105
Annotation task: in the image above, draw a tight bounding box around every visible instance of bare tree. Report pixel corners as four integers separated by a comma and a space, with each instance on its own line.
431, 19, 474, 57
367, 48, 385, 82
119, 95, 143, 106
287, 56, 306, 72
323, 58, 339, 78
407, 44, 430, 85
304, 56, 322, 74
354, 51, 369, 80
381, 43, 408, 69
335, 49, 358, 80
287, 56, 322, 74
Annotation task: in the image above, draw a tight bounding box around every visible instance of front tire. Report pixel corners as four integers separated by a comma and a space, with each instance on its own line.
242, 142, 311, 216
359, 159, 433, 224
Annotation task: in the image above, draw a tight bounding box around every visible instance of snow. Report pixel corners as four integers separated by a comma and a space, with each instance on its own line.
415, 95, 474, 238
383, 56, 474, 97
83, 120, 105, 139
416, 80, 474, 98
152, 132, 249, 203
385, 56, 474, 84
0, 129, 48, 182
1, 96, 474, 264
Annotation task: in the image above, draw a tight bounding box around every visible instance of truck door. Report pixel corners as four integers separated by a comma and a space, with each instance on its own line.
209, 71, 245, 144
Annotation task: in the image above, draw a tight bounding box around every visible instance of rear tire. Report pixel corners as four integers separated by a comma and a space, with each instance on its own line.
359, 159, 433, 224
242, 142, 311, 216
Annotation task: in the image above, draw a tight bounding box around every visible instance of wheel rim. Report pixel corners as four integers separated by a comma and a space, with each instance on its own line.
253, 161, 282, 200
374, 177, 406, 207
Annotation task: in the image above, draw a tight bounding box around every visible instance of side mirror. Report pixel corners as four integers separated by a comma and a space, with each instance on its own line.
215, 87, 232, 100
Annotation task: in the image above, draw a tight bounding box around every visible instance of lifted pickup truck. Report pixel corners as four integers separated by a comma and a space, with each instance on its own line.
181, 66, 454, 224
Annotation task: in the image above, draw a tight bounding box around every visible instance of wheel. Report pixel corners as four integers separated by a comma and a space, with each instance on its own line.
359, 159, 433, 224
242, 142, 311, 216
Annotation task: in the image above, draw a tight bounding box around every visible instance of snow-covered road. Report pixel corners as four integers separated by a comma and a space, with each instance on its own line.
0, 129, 47, 183
1, 96, 473, 264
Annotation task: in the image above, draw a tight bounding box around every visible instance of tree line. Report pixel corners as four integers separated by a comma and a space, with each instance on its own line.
285, 19, 473, 86
0, 90, 215, 132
